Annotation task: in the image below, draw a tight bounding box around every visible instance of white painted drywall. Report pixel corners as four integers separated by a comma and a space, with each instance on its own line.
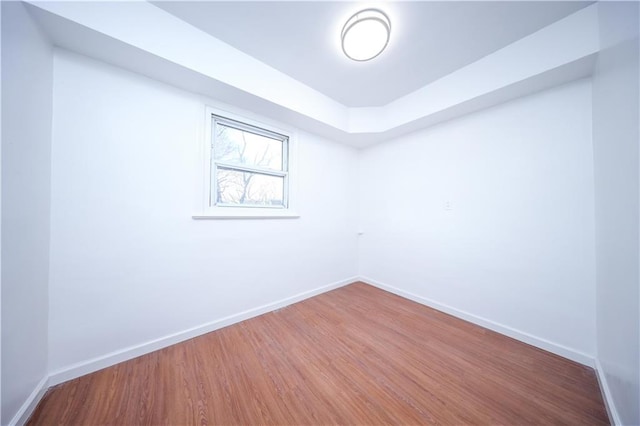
1, 2, 52, 424
0, 0, 3, 418
26, 1, 599, 147
358, 79, 596, 360
47, 50, 359, 373
27, 0, 349, 132
592, 2, 640, 424
382, 5, 599, 133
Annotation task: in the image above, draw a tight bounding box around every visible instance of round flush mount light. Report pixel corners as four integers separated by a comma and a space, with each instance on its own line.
341, 9, 391, 62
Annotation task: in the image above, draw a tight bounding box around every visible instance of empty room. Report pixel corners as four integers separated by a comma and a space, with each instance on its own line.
2, 0, 639, 425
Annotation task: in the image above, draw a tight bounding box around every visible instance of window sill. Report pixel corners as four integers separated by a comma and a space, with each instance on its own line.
192, 209, 300, 220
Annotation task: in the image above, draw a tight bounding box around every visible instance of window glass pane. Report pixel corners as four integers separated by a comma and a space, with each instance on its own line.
215, 168, 285, 207
214, 122, 284, 171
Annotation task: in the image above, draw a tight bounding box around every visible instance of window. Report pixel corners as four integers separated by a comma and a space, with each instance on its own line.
212, 116, 288, 208
195, 107, 298, 219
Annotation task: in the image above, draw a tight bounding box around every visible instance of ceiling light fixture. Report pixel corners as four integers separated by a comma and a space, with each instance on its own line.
341, 9, 391, 62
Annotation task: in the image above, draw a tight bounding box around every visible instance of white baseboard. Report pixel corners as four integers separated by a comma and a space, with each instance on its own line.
18, 276, 603, 425
359, 276, 595, 367
8, 376, 49, 426
48, 276, 357, 386
594, 359, 622, 425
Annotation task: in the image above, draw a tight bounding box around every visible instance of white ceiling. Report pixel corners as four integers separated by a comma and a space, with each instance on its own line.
153, 1, 591, 107
28, 1, 599, 146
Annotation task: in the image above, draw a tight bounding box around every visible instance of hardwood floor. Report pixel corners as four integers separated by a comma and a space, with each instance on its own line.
28, 282, 609, 425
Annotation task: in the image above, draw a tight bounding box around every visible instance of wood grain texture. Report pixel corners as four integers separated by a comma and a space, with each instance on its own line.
28, 282, 609, 425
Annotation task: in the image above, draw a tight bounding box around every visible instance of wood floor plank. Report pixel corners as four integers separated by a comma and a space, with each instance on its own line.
28, 282, 609, 425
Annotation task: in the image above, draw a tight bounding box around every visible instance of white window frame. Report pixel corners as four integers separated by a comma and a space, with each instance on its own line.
193, 106, 299, 219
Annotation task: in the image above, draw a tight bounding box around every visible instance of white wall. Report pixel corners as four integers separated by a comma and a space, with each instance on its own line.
1, 2, 53, 424
592, 2, 640, 425
48, 50, 359, 374
359, 79, 596, 363
0, 0, 3, 418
